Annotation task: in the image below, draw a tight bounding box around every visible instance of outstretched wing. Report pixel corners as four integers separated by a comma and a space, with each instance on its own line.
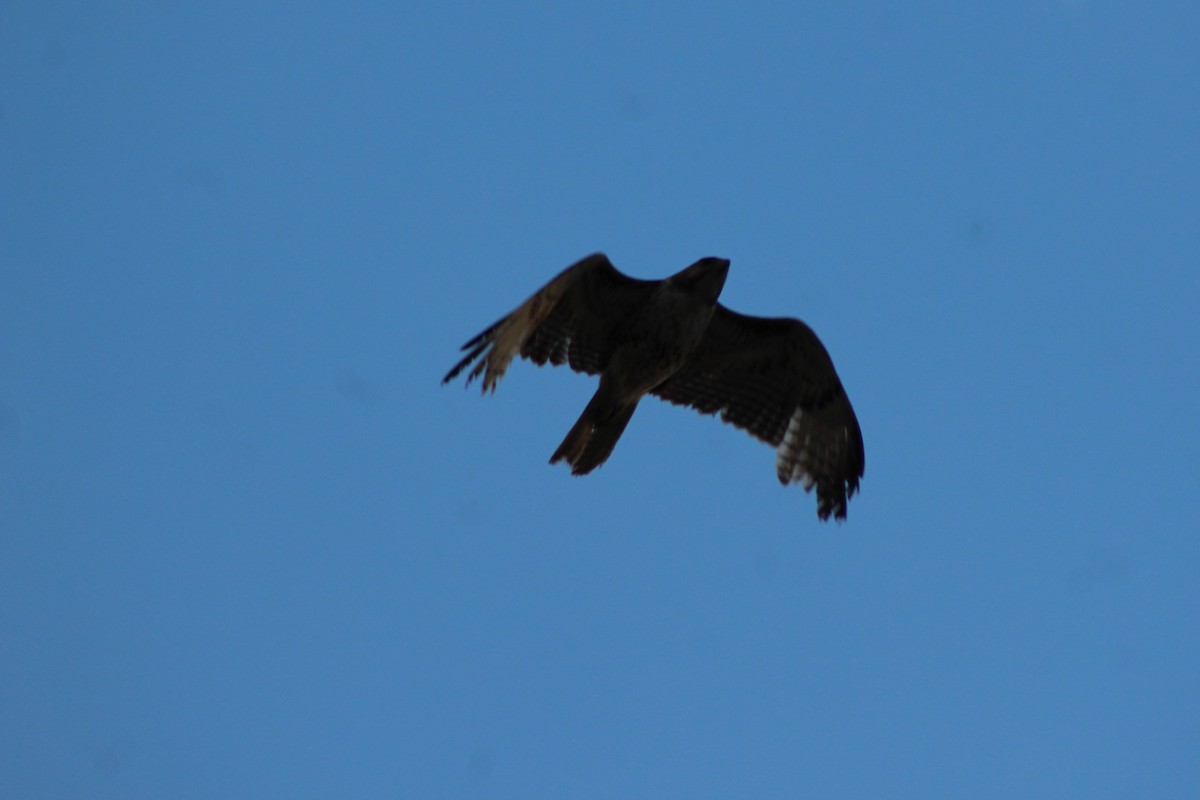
650, 306, 865, 520
442, 252, 657, 393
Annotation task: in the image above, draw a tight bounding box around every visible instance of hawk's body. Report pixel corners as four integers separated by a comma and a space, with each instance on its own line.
443, 253, 865, 520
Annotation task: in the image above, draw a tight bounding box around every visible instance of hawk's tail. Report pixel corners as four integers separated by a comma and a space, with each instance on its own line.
550, 385, 638, 476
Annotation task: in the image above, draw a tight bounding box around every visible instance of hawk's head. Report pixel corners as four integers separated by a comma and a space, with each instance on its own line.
670, 257, 730, 304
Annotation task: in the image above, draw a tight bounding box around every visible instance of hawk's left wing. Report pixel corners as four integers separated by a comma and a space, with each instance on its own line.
442, 253, 657, 393
650, 305, 865, 520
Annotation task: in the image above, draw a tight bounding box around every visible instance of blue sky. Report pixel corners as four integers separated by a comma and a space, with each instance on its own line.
2, 2, 1198, 797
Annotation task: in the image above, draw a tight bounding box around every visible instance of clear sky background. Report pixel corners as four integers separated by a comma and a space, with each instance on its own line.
2, 3, 1198, 798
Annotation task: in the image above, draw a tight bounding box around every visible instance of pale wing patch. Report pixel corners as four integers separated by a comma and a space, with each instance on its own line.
444, 263, 587, 393
775, 408, 817, 491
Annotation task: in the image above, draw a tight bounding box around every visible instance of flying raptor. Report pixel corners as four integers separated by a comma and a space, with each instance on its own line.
443, 253, 865, 520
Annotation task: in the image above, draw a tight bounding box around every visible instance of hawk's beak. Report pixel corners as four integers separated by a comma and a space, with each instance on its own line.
682, 257, 729, 302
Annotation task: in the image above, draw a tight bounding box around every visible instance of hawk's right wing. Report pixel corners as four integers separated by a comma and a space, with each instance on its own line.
442, 253, 657, 393
651, 305, 865, 520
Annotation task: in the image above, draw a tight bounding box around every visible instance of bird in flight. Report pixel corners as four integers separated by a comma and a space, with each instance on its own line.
443, 253, 865, 520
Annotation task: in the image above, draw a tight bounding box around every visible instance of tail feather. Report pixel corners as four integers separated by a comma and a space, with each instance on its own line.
551, 386, 638, 475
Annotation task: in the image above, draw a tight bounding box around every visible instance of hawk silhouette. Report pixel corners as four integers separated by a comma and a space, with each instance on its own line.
443, 253, 865, 520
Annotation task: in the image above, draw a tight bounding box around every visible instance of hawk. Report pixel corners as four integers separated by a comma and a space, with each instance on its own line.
443, 253, 865, 520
